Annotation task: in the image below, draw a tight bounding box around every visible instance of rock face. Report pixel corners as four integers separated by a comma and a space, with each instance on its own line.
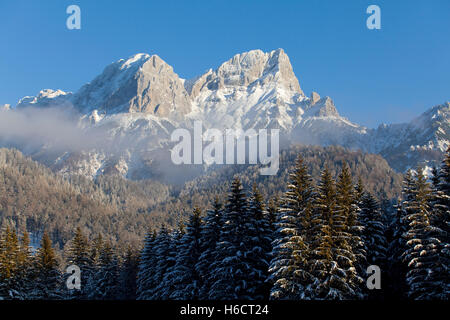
310, 91, 320, 105
72, 54, 191, 120
186, 49, 308, 131
189, 49, 303, 97
2, 49, 449, 179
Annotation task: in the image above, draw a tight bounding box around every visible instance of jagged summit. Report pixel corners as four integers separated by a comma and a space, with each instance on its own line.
187, 48, 303, 99
71, 53, 191, 118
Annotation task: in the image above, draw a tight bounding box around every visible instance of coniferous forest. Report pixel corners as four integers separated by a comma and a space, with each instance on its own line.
0, 148, 449, 300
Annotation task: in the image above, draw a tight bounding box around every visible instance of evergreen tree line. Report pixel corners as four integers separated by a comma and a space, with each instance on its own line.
0, 148, 448, 300
0, 227, 139, 300
137, 149, 449, 300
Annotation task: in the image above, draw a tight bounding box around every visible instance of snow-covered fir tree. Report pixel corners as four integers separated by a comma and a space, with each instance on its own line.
66, 227, 91, 299
308, 167, 360, 299
336, 164, 365, 296
209, 177, 254, 299
118, 245, 139, 300
147, 226, 176, 300
169, 208, 203, 300
33, 232, 62, 300
359, 192, 387, 267
359, 191, 388, 299
136, 230, 157, 300
269, 156, 314, 300
0, 226, 20, 299
245, 185, 273, 299
402, 167, 448, 299
196, 198, 223, 300
90, 241, 120, 300
158, 226, 184, 300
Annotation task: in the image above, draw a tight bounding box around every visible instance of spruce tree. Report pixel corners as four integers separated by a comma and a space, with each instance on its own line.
157, 226, 183, 300
34, 232, 62, 300
169, 207, 203, 300
14, 230, 34, 299
136, 230, 157, 300
432, 148, 450, 243
359, 191, 388, 299
269, 156, 314, 300
336, 163, 365, 296
386, 200, 409, 299
146, 226, 174, 300
403, 167, 449, 299
196, 198, 223, 299
85, 233, 103, 298
66, 227, 91, 299
119, 245, 139, 300
308, 167, 359, 299
246, 185, 273, 299
209, 177, 251, 299
0, 226, 20, 299
359, 192, 387, 267
90, 242, 120, 300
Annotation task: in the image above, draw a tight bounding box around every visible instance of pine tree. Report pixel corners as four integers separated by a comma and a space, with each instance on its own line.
196, 198, 223, 300
402, 167, 448, 299
269, 156, 314, 300
34, 232, 62, 300
169, 207, 203, 300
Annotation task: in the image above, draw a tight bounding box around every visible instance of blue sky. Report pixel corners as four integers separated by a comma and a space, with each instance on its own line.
0, 0, 448, 127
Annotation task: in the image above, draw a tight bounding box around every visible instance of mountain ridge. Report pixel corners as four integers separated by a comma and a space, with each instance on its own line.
3, 49, 449, 178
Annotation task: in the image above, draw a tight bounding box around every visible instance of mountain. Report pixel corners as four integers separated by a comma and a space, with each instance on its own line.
2, 49, 448, 179
368, 102, 450, 171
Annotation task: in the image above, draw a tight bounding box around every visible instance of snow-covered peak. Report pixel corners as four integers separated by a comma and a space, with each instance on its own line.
16, 89, 73, 109
303, 96, 340, 118
188, 48, 303, 98
72, 53, 191, 118
119, 53, 151, 70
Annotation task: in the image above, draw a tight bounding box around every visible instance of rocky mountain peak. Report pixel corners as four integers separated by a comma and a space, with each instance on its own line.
72, 53, 191, 118
304, 96, 340, 118
188, 48, 303, 98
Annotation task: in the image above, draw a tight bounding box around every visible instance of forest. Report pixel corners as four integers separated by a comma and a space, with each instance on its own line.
0, 147, 448, 300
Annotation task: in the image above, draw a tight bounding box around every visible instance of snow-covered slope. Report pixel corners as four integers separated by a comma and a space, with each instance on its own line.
367, 102, 450, 171
2, 49, 448, 179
